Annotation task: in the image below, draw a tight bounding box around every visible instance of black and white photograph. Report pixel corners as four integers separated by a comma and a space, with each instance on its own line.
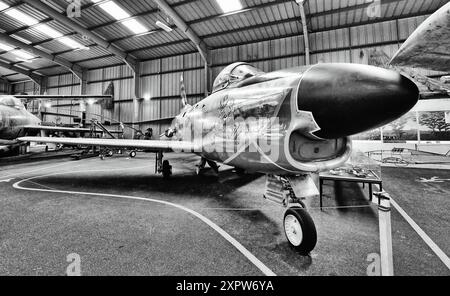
0, 0, 449, 282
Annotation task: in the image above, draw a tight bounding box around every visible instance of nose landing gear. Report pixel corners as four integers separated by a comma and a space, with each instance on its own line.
264, 174, 318, 254
283, 207, 317, 254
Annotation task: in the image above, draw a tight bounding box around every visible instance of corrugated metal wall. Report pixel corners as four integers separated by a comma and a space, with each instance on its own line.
138, 53, 205, 135
43, 74, 81, 125
0, 80, 10, 94
0, 81, 9, 94
11, 14, 437, 134
11, 81, 38, 94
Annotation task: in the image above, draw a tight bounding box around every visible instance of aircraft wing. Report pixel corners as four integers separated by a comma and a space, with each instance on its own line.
24, 125, 123, 134
18, 137, 200, 153
0, 139, 18, 146
390, 2, 450, 71
15, 95, 112, 101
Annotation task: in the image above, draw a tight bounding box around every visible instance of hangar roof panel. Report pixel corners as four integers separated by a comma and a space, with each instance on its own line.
0, 0, 447, 81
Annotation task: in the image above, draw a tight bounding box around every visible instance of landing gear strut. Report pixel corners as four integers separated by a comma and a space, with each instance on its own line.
264, 174, 317, 254
155, 151, 172, 178
196, 158, 219, 176
162, 160, 172, 178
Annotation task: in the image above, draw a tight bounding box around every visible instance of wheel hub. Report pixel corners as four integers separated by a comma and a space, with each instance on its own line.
284, 214, 303, 247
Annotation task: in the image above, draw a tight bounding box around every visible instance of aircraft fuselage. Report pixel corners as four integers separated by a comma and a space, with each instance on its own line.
0, 104, 40, 141
169, 63, 419, 175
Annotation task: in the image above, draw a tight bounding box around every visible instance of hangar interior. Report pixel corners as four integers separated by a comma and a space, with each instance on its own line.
0, 0, 447, 138
0, 0, 449, 276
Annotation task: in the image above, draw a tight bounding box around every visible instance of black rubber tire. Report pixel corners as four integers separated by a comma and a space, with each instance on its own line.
235, 168, 246, 176
129, 151, 137, 158
283, 207, 317, 255
195, 167, 203, 176
162, 160, 172, 178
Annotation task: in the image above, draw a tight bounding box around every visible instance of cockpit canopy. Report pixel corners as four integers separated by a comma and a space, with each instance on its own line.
0, 96, 25, 109
212, 62, 264, 93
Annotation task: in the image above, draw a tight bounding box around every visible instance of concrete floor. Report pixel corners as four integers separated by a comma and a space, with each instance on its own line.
0, 153, 448, 276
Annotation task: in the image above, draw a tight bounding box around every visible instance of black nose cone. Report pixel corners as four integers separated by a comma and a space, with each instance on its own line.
298, 63, 419, 139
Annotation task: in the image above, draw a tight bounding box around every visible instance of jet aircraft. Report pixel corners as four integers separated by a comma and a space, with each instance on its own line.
0, 95, 41, 154
0, 94, 119, 155
20, 61, 419, 253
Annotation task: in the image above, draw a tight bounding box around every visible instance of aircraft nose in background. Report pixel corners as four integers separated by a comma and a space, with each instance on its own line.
297, 63, 419, 139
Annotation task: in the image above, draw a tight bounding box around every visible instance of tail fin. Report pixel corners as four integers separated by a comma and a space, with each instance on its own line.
180, 75, 188, 107
101, 82, 114, 109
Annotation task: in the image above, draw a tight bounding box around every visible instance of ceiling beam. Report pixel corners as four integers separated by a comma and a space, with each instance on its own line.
1, 0, 428, 64
296, 0, 310, 65
0, 60, 42, 85
22, 0, 138, 73
152, 0, 209, 64
308, 0, 400, 18
0, 0, 356, 62
125, 0, 440, 55
0, 75, 11, 85
1, 0, 198, 45
23, 2, 441, 73
0, 32, 85, 79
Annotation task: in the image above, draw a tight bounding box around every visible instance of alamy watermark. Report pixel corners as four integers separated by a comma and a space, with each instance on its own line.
366, 253, 381, 276
366, 0, 382, 18
66, 253, 81, 276
67, 0, 81, 18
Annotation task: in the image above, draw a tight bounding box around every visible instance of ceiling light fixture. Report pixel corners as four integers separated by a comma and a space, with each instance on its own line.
59, 37, 89, 50
155, 20, 172, 32
216, 0, 243, 13
0, 1, 9, 11
123, 19, 148, 34
35, 24, 63, 38
98, 1, 130, 20
5, 8, 39, 26
13, 50, 35, 61
0, 42, 14, 52
10, 35, 32, 44
0, 42, 35, 63
95, 0, 149, 35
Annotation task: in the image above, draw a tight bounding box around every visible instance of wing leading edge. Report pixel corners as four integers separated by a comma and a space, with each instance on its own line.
15, 95, 113, 101
18, 137, 200, 153
24, 125, 123, 134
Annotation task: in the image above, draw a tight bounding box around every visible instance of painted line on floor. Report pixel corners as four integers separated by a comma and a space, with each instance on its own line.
12, 170, 276, 276
1, 157, 150, 180
0, 161, 74, 180
391, 198, 450, 270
